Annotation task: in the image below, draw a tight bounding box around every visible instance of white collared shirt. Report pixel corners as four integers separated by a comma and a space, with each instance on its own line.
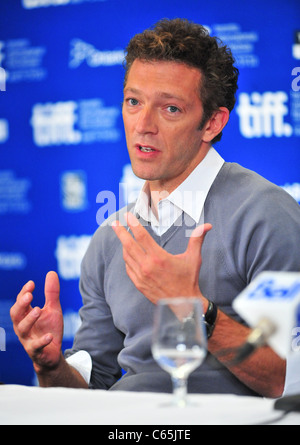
134, 147, 225, 236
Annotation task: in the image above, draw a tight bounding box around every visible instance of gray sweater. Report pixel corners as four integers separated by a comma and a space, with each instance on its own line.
66, 162, 300, 396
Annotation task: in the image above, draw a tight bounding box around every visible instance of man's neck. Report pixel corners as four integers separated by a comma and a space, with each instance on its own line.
147, 146, 210, 214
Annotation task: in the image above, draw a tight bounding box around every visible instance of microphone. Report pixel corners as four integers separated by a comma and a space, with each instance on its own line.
228, 318, 277, 365
232, 271, 300, 361
233, 271, 300, 416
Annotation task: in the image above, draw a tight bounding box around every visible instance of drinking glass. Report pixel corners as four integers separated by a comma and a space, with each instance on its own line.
152, 297, 207, 407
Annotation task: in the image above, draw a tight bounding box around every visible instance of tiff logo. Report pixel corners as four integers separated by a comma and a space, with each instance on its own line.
236, 91, 293, 138
0, 328, 5, 351
0, 67, 6, 92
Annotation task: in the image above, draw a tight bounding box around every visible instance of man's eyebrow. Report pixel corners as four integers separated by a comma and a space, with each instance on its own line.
123, 87, 141, 95
157, 92, 186, 102
124, 87, 186, 103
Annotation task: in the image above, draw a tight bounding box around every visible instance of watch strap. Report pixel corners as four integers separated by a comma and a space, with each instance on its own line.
203, 300, 218, 339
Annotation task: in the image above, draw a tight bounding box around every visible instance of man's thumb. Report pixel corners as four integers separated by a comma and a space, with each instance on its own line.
44, 271, 60, 306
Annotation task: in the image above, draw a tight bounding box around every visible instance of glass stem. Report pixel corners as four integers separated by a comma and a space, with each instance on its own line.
172, 376, 188, 407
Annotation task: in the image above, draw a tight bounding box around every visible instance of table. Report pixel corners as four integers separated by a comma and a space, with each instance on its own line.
0, 385, 299, 425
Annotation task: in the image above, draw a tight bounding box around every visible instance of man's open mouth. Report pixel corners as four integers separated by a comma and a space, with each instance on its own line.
139, 146, 156, 153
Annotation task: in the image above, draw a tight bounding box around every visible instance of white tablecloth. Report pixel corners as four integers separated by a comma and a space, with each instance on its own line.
0, 385, 299, 425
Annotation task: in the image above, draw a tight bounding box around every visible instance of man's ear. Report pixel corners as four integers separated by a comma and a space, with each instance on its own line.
202, 107, 230, 143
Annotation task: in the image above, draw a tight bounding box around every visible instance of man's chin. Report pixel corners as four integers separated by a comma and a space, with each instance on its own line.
131, 168, 158, 181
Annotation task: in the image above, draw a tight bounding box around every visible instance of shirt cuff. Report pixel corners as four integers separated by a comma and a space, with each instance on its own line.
66, 350, 92, 385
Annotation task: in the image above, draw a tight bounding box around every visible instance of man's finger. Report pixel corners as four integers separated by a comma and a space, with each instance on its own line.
29, 334, 53, 356
10, 291, 34, 325
125, 212, 160, 255
16, 280, 35, 303
44, 271, 60, 309
112, 219, 146, 258
16, 306, 41, 339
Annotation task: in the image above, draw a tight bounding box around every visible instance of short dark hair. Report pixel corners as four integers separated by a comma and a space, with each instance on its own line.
124, 18, 239, 143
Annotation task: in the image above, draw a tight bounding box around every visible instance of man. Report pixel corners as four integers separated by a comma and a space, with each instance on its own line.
11, 19, 300, 398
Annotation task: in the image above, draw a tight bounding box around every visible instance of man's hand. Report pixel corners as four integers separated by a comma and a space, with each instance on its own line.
10, 271, 64, 374
112, 212, 212, 305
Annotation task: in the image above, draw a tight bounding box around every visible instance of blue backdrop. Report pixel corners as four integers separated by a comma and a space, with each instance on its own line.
0, 0, 299, 385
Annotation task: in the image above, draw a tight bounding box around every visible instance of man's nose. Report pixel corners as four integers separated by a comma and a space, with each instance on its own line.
135, 107, 158, 135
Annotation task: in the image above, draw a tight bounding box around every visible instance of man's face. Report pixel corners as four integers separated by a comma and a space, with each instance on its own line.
122, 59, 210, 193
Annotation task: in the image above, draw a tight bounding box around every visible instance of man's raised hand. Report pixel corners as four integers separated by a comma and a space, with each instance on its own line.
10, 271, 64, 374
112, 212, 212, 306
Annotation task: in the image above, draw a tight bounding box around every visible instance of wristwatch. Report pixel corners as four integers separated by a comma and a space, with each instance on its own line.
203, 300, 218, 339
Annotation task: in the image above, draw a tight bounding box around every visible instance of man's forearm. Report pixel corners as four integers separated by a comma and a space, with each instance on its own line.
207, 306, 286, 398
34, 353, 89, 389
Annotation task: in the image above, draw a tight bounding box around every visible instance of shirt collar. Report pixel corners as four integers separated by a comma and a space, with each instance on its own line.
168, 147, 224, 223
134, 147, 224, 225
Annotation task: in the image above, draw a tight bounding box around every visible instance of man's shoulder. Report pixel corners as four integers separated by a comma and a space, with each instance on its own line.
206, 162, 300, 235
214, 162, 297, 204
219, 162, 277, 189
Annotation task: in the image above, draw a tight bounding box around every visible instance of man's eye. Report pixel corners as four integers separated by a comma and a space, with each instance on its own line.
167, 105, 180, 113
128, 98, 139, 106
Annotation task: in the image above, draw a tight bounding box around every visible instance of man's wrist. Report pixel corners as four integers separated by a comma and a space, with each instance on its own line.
34, 353, 89, 388
34, 352, 65, 381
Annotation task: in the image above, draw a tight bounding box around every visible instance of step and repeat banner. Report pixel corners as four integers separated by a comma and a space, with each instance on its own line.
0, 0, 299, 385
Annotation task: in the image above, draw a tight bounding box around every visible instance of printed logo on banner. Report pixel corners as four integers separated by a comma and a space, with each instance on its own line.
209, 23, 259, 68
55, 235, 91, 280
69, 39, 124, 69
0, 39, 47, 84
0, 252, 27, 271
0, 328, 6, 352
292, 31, 300, 60
281, 183, 300, 205
0, 41, 5, 66
292, 67, 300, 92
0, 68, 6, 92
0, 120, 9, 143
0, 171, 32, 214
60, 171, 88, 212
236, 91, 293, 138
63, 310, 81, 341
0, 300, 18, 345
22, 0, 107, 8
290, 67, 300, 136
0, 41, 6, 91
31, 99, 121, 147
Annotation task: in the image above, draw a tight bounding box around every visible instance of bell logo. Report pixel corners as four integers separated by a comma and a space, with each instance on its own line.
236, 91, 293, 138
